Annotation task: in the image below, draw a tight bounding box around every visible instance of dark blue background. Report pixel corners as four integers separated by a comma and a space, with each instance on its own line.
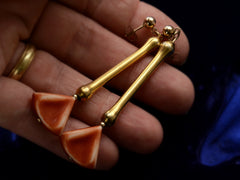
1, 0, 240, 179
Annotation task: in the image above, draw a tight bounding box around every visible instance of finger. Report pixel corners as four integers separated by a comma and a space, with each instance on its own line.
57, 0, 189, 65
0, 77, 118, 170
17, 44, 163, 154
31, 2, 194, 114
0, 0, 47, 74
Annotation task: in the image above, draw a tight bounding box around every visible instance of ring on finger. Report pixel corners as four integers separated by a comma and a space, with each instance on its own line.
8, 44, 36, 80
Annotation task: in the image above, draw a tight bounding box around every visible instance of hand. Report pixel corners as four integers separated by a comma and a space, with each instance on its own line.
0, 0, 194, 170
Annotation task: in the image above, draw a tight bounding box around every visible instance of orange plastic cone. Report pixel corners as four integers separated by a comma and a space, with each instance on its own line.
33, 92, 75, 135
61, 126, 102, 169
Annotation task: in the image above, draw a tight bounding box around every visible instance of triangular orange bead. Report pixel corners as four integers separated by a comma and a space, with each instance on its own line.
33, 92, 75, 135
61, 126, 102, 169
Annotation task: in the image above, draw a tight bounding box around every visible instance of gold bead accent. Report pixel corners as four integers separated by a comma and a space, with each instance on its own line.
143, 17, 156, 29
162, 25, 175, 37
37, 118, 42, 123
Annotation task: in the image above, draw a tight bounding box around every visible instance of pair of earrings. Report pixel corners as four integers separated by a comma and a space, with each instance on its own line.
32, 17, 180, 169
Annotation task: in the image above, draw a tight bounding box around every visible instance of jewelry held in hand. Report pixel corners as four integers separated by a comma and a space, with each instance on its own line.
32, 17, 180, 169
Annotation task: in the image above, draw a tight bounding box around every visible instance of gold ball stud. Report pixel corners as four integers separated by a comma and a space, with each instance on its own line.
143, 16, 156, 29
163, 25, 175, 37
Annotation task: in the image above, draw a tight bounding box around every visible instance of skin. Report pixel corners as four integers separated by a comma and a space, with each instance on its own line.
0, 0, 194, 170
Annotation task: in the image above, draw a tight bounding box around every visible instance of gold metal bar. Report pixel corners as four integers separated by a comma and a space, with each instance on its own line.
76, 37, 160, 100
102, 41, 175, 127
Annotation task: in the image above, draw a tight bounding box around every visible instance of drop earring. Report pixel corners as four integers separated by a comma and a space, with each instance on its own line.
32, 17, 180, 169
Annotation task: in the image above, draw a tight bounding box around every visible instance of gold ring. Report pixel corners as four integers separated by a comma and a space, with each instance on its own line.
8, 44, 36, 80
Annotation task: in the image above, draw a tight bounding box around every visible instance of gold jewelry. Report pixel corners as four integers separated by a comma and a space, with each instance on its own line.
8, 44, 36, 80
32, 17, 180, 169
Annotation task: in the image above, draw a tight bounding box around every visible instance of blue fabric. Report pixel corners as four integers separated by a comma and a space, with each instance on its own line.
199, 74, 240, 166
0, 128, 18, 152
